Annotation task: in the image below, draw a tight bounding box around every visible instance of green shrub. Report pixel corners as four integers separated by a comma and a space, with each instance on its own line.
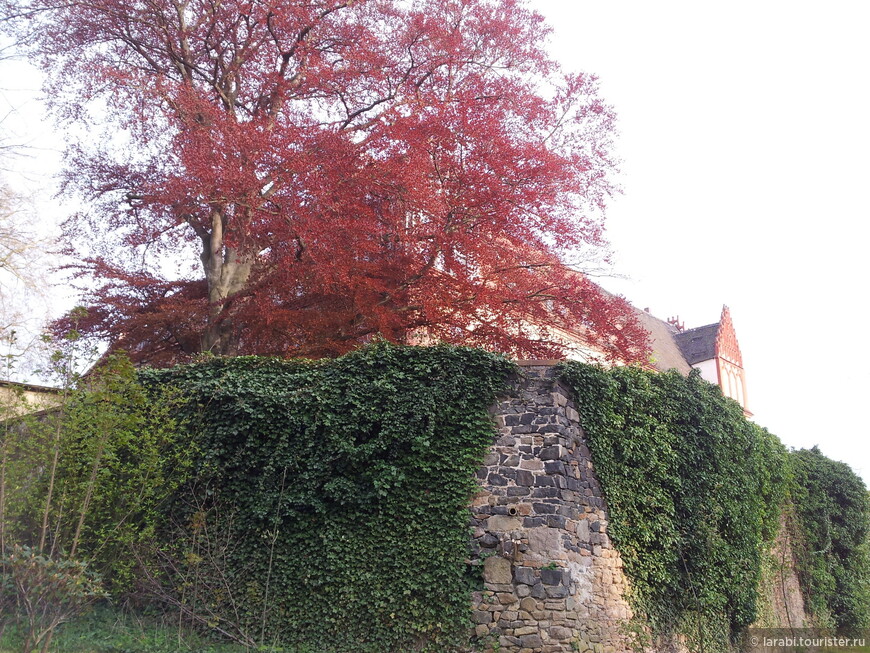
0, 545, 108, 653
6, 354, 190, 593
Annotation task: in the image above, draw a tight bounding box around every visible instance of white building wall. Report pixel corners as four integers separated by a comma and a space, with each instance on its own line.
0, 384, 60, 417
693, 359, 718, 386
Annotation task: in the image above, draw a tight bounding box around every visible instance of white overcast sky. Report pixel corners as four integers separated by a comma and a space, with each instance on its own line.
531, 0, 870, 482
1, 1, 868, 482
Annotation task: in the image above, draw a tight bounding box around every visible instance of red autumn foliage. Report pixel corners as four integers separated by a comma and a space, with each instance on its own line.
5, 0, 650, 365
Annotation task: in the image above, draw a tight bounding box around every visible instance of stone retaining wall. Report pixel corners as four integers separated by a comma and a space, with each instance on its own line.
470, 363, 632, 653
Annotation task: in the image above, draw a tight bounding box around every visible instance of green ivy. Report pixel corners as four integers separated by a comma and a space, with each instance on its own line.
558, 363, 789, 645
140, 342, 514, 652
789, 446, 870, 629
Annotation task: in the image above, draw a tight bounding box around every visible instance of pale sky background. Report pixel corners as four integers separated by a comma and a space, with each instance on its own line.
1, 1, 868, 481
531, 0, 870, 482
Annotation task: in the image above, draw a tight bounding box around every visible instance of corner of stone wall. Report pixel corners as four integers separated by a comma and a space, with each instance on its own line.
755, 513, 809, 629
469, 364, 633, 653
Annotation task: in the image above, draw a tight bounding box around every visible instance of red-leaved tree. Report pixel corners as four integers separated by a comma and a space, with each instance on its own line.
3, 0, 650, 364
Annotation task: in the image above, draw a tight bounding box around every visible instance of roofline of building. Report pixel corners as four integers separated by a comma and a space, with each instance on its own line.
677, 322, 719, 335
0, 379, 62, 394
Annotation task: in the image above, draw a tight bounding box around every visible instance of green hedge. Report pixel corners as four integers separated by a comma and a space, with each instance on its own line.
140, 342, 513, 652
558, 364, 789, 644
789, 446, 870, 629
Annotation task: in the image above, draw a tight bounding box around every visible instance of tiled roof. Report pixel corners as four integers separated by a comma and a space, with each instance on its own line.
633, 309, 692, 374
673, 323, 720, 365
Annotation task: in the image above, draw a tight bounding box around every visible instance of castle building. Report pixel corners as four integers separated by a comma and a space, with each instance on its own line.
634, 305, 751, 416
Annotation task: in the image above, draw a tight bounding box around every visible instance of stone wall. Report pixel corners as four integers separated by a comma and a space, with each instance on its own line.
756, 515, 809, 629
470, 362, 632, 653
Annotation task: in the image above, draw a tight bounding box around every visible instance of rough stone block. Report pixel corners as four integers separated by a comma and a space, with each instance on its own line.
488, 515, 523, 531
528, 527, 563, 557
514, 626, 537, 636
516, 469, 536, 486
532, 487, 560, 499
497, 592, 518, 605
520, 634, 543, 648
483, 556, 513, 584
498, 466, 518, 480
519, 458, 544, 471
514, 596, 535, 611
539, 445, 562, 460
472, 610, 492, 624
514, 566, 537, 585
544, 584, 570, 598
480, 533, 499, 548
540, 567, 565, 585
544, 461, 565, 474
550, 626, 573, 640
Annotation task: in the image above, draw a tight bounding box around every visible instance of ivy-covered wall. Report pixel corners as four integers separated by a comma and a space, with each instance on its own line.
557, 363, 870, 648
558, 364, 790, 647
41, 344, 860, 653
466, 362, 855, 653
141, 343, 514, 653
789, 446, 870, 629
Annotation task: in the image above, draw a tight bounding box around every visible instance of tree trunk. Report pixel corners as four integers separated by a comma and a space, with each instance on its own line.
39, 404, 66, 553
0, 432, 8, 556
70, 427, 109, 558
199, 207, 252, 355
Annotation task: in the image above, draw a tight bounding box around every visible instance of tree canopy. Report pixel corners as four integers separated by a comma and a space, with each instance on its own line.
3, 0, 650, 364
